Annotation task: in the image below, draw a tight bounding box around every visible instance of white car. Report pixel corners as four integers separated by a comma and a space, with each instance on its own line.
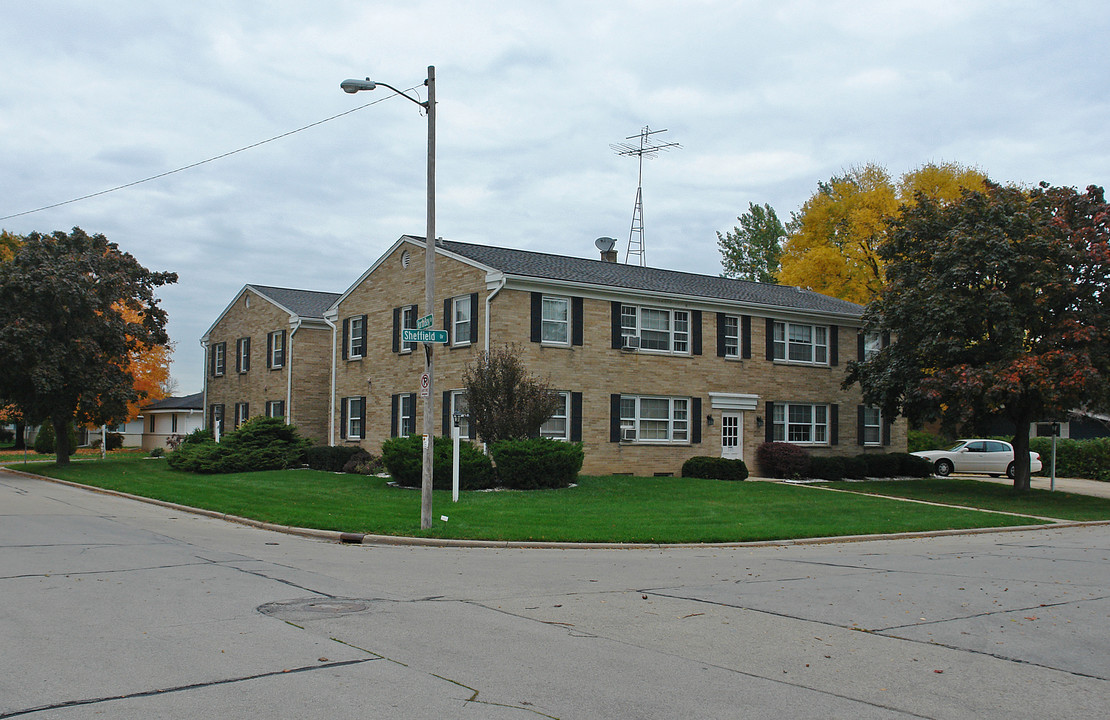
912, 439, 1042, 479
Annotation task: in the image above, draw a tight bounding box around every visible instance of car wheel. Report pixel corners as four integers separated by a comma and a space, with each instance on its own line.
935, 459, 953, 477
1007, 462, 1015, 479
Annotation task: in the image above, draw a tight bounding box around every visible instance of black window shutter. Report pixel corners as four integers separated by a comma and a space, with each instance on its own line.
389, 395, 398, 438
716, 313, 726, 357
691, 310, 702, 356
530, 292, 542, 343
857, 332, 865, 362
610, 394, 621, 442
359, 315, 368, 355
340, 399, 348, 439
267, 332, 274, 368
342, 318, 349, 360
570, 392, 583, 442
444, 298, 452, 343
359, 397, 366, 439
611, 302, 623, 349
442, 390, 451, 435
830, 404, 839, 445
571, 297, 584, 346
392, 307, 401, 353
244, 403, 249, 422
882, 331, 891, 348
830, 326, 839, 366
857, 405, 866, 446
209, 346, 215, 377
691, 397, 702, 444
765, 401, 775, 443
469, 293, 479, 343
883, 418, 892, 446
236, 341, 242, 373
766, 318, 775, 361
409, 394, 418, 435
742, 315, 752, 359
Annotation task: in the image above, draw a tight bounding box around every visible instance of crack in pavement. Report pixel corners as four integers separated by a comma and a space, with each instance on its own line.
0, 658, 380, 719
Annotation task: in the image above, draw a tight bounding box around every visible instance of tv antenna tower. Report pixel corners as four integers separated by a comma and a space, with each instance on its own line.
611, 126, 680, 266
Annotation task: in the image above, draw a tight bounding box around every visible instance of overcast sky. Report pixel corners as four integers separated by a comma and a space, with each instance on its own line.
2, 1, 1107, 396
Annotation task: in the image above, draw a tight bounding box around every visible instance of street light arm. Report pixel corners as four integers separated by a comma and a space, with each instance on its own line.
340, 77, 429, 109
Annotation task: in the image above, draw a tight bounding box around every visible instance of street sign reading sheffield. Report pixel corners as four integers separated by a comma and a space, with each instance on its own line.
403, 328, 448, 344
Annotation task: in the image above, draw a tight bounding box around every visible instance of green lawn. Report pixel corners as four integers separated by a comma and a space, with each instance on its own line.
9, 456, 1070, 543
821, 477, 1110, 522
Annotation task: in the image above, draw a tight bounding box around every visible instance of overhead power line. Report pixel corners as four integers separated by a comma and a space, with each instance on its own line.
0, 85, 422, 222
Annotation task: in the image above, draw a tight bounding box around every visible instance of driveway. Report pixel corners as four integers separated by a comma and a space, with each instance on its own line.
2, 469, 1109, 719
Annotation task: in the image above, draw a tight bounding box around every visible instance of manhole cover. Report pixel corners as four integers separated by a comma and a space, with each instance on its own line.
257, 597, 374, 622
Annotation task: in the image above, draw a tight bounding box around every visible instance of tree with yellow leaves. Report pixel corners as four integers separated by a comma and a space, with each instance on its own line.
117, 305, 174, 421
777, 162, 986, 304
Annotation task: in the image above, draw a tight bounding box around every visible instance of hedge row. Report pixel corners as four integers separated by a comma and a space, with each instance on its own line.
380, 435, 585, 490
1028, 436, 1110, 481
681, 456, 749, 481
755, 441, 931, 480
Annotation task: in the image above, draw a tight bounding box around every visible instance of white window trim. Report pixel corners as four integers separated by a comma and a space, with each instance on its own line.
234, 402, 249, 428
862, 406, 882, 446
772, 403, 829, 445
266, 400, 285, 421
348, 317, 366, 359
401, 305, 417, 353
449, 390, 470, 440
541, 296, 570, 346
397, 394, 414, 437
269, 330, 285, 369
863, 331, 882, 360
236, 337, 250, 373
621, 305, 691, 355
540, 392, 570, 441
213, 343, 226, 377
345, 397, 364, 439
452, 296, 472, 347
620, 395, 690, 444
723, 315, 740, 358
773, 321, 829, 365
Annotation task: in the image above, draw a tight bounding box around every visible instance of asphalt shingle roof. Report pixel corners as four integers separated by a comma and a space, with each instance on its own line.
437, 240, 864, 317
247, 285, 342, 319
143, 392, 203, 411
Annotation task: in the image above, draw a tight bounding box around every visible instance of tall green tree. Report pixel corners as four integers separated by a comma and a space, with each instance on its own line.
845, 182, 1110, 491
717, 202, 785, 283
462, 344, 561, 445
0, 228, 177, 464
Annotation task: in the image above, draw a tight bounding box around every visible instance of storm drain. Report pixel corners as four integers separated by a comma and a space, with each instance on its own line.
257, 597, 376, 623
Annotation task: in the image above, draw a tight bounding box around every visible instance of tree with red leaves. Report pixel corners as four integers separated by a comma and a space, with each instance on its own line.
846, 182, 1110, 490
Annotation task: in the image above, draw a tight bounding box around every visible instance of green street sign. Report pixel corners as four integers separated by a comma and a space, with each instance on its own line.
403, 328, 448, 344
416, 314, 434, 330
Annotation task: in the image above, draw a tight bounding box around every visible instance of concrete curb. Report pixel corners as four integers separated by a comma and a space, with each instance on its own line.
5, 465, 1110, 550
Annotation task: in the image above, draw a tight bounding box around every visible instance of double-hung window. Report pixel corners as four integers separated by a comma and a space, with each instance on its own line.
266, 400, 285, 421
722, 315, 740, 358
347, 316, 366, 359
268, 330, 286, 369
773, 321, 828, 364
540, 392, 570, 441
621, 305, 690, 354
772, 403, 828, 444
541, 297, 570, 344
212, 342, 226, 377
343, 397, 365, 440
401, 305, 417, 352
620, 396, 689, 443
396, 394, 414, 436
234, 402, 249, 429
861, 406, 881, 446
452, 296, 472, 346
863, 332, 882, 360
235, 337, 250, 373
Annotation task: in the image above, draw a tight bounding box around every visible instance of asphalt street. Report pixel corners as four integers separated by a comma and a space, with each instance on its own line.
2, 469, 1109, 719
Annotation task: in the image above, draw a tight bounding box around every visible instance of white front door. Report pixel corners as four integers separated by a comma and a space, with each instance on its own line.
721, 412, 743, 460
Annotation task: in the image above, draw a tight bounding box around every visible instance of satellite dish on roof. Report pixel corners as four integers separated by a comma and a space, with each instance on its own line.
595, 237, 617, 252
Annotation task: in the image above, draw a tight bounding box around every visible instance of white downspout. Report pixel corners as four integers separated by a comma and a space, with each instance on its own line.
286, 318, 301, 425
322, 315, 337, 446
484, 275, 507, 353
199, 339, 209, 430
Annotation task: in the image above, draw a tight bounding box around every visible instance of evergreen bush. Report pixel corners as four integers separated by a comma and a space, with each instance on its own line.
680, 456, 749, 481
380, 435, 497, 490
167, 417, 310, 473
808, 455, 846, 481
490, 437, 585, 489
755, 442, 811, 479
32, 423, 77, 456
305, 445, 365, 472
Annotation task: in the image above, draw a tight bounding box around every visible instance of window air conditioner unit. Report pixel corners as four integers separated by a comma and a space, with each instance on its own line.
621, 427, 637, 442
622, 335, 641, 351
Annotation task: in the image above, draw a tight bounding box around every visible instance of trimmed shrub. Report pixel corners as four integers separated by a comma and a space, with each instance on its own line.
180, 428, 214, 445
167, 417, 310, 474
341, 450, 383, 476
33, 423, 78, 456
755, 442, 811, 479
380, 435, 497, 491
893, 452, 932, 478
490, 438, 585, 489
681, 456, 749, 482
105, 432, 124, 451
809, 455, 846, 481
842, 455, 869, 480
305, 445, 366, 472
1028, 436, 1110, 480
149, 447, 165, 458
858, 452, 901, 478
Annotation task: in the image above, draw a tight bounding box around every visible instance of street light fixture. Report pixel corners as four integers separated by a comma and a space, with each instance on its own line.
341, 66, 437, 530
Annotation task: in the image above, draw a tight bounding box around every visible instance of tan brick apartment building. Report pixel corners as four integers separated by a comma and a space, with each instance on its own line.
203, 237, 904, 476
